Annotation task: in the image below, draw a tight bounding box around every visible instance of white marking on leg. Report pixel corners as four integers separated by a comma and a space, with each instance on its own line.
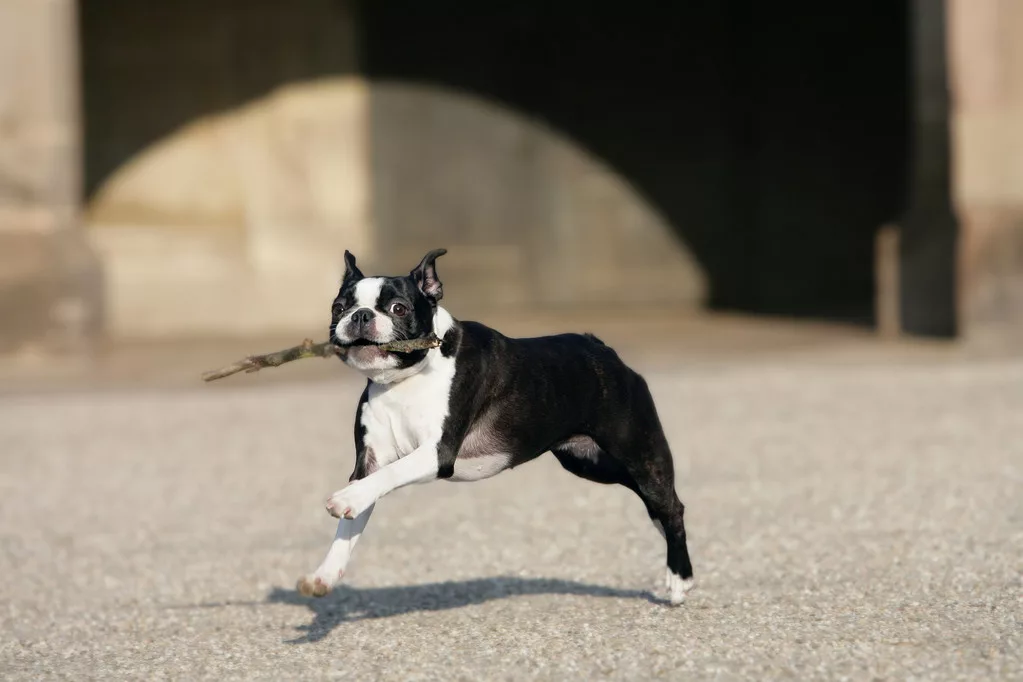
666, 569, 695, 606
326, 446, 439, 519
298, 503, 375, 597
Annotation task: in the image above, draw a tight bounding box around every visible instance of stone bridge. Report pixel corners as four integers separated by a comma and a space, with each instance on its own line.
1, 0, 1021, 347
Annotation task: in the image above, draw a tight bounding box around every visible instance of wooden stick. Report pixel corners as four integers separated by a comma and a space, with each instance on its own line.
201, 336, 441, 383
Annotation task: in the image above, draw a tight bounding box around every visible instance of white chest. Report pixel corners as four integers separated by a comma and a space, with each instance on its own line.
360, 353, 456, 460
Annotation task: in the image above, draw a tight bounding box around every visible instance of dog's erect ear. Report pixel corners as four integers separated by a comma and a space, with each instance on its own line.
342, 250, 364, 285
410, 248, 447, 302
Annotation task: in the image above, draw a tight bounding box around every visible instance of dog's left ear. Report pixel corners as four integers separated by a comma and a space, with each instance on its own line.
410, 248, 447, 302
342, 250, 364, 285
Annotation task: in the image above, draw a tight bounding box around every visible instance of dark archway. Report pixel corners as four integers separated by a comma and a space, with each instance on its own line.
358, 1, 909, 324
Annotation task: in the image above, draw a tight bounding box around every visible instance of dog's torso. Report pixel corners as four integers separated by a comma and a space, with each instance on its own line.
354, 308, 649, 484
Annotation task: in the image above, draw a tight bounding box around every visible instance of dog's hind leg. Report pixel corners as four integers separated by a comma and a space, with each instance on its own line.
642, 485, 694, 606
607, 403, 694, 605
553, 435, 693, 605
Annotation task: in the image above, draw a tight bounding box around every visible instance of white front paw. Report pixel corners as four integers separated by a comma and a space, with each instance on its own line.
325, 482, 375, 520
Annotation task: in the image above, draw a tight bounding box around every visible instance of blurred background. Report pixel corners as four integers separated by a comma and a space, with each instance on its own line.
3, 4, 1023, 678
1, 0, 1021, 356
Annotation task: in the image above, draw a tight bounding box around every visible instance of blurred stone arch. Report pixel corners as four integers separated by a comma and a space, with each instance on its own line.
85, 75, 706, 335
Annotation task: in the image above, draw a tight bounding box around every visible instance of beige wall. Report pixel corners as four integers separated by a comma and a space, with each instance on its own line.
87, 79, 373, 338
0, 0, 101, 352
950, 0, 1023, 331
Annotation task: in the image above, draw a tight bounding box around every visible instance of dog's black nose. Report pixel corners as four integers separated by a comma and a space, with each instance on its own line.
351, 308, 373, 328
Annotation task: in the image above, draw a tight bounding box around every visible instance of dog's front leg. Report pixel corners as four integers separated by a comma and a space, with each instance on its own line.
296, 504, 375, 597
325, 445, 439, 520
297, 446, 439, 597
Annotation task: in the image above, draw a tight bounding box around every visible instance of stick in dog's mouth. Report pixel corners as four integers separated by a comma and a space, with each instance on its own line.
200, 336, 442, 383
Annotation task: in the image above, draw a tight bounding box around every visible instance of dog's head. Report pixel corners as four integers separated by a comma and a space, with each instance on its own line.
330, 248, 447, 375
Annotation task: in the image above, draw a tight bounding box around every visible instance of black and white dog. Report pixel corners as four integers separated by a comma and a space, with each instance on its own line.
297, 249, 695, 604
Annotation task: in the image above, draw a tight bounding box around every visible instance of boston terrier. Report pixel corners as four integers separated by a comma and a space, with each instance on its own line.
296, 248, 695, 604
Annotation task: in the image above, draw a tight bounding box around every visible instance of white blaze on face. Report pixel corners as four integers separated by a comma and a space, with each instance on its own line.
354, 278, 384, 310
334, 277, 396, 344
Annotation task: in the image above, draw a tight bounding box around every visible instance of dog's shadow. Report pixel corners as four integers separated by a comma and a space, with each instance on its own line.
266, 576, 661, 643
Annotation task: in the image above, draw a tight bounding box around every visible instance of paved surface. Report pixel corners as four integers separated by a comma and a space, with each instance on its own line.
1, 334, 1021, 680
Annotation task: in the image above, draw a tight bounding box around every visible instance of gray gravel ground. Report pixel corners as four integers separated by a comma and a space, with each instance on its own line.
1, 342, 1021, 680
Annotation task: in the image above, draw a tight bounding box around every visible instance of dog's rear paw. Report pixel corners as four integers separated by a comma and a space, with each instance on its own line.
665, 568, 694, 606
296, 574, 333, 598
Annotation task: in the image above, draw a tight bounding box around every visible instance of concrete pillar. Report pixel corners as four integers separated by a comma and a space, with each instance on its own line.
0, 0, 101, 352
900, 0, 958, 337
949, 0, 1023, 336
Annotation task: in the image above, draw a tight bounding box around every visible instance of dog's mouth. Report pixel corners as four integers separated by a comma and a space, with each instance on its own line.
341, 341, 394, 364
344, 337, 427, 350
343, 337, 418, 357
338, 335, 439, 357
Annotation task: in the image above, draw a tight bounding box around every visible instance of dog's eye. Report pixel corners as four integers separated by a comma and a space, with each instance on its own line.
389, 302, 408, 317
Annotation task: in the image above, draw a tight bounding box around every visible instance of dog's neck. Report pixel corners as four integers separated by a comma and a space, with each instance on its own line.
362, 306, 455, 386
